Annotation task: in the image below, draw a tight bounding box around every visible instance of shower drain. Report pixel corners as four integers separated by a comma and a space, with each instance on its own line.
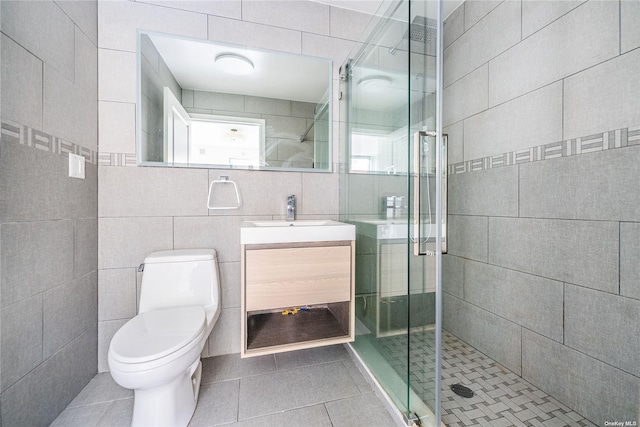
451, 383, 474, 398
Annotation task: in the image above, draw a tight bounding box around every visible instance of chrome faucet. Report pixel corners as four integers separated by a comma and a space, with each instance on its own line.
286, 194, 296, 221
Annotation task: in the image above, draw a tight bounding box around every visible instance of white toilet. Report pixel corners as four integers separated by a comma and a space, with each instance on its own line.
108, 249, 221, 427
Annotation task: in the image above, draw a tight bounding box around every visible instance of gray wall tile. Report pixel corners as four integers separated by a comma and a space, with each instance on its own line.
442, 254, 464, 299
1, 34, 43, 130
564, 48, 640, 140
98, 101, 135, 154
98, 217, 173, 269
444, 120, 464, 165
97, 0, 207, 52
447, 214, 488, 262
75, 27, 98, 97
488, 217, 619, 293
621, 222, 640, 300
98, 269, 137, 321
1, 0, 75, 79
443, 293, 522, 374
98, 319, 127, 373
99, 166, 209, 217
43, 60, 99, 149
1, 220, 75, 306
43, 272, 97, 359
329, 7, 372, 42
75, 218, 98, 277
1, 295, 43, 392
242, 1, 330, 35
444, 0, 520, 87
207, 170, 302, 217
621, 0, 640, 54
302, 33, 354, 76
522, 329, 639, 425
443, 2, 464, 49
464, 0, 502, 31
301, 172, 339, 215
1, 330, 96, 427
520, 146, 640, 222
208, 307, 241, 356
521, 0, 585, 39
136, 0, 241, 20
565, 284, 640, 377
56, 0, 98, 43
489, 1, 618, 106
448, 165, 518, 217
465, 260, 563, 342
173, 216, 255, 264
465, 81, 563, 160
207, 15, 302, 55
443, 64, 487, 127
98, 49, 136, 103
0, 141, 97, 223
219, 261, 240, 309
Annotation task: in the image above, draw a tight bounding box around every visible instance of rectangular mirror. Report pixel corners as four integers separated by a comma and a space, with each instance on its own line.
137, 31, 333, 172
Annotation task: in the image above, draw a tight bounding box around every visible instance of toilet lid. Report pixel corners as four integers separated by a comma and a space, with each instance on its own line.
110, 306, 206, 364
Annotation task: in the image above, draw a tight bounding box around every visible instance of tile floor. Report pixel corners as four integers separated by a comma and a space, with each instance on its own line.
50, 345, 399, 427
376, 330, 598, 427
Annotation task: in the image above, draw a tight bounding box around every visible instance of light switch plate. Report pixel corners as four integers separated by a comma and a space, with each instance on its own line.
69, 153, 85, 179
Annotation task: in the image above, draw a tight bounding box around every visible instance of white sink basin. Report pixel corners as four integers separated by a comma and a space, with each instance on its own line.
241, 220, 355, 244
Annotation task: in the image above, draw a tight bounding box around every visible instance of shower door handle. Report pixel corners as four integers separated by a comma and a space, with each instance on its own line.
413, 131, 434, 256
413, 131, 447, 256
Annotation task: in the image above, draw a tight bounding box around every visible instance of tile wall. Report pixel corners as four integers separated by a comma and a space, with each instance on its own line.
96, 0, 373, 372
442, 1, 640, 424
0, 0, 99, 425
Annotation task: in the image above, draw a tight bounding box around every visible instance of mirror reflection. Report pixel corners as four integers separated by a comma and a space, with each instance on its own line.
138, 32, 332, 171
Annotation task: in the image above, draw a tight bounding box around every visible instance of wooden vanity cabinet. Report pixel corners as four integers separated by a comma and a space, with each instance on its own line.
241, 240, 355, 357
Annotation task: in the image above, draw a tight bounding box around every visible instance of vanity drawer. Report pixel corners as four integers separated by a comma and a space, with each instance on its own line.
245, 245, 351, 311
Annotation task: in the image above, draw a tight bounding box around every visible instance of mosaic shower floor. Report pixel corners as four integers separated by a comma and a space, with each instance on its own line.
375, 330, 597, 427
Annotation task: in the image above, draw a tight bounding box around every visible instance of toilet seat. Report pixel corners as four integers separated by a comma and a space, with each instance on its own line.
109, 306, 206, 369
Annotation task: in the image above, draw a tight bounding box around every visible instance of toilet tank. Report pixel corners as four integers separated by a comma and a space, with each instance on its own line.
138, 249, 219, 314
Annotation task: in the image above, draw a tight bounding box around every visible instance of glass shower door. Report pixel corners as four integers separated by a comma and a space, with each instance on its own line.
341, 0, 443, 425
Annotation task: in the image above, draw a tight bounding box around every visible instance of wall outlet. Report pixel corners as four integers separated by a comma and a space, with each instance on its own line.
69, 153, 85, 179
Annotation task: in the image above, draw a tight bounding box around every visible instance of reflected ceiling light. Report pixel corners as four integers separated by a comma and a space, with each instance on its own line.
357, 75, 392, 90
215, 53, 254, 76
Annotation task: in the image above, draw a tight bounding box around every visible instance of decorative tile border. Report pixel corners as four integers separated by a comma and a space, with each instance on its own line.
448, 125, 640, 175
98, 152, 137, 167
1, 119, 98, 164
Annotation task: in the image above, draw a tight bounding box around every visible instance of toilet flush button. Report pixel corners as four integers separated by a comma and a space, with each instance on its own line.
69, 153, 85, 179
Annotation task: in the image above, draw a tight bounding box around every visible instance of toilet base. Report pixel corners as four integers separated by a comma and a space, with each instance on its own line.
131, 358, 203, 427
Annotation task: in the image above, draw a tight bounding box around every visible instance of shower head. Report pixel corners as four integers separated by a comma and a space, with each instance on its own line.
389, 15, 437, 54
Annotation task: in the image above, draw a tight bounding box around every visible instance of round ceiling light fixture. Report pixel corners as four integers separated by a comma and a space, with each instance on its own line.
357, 75, 393, 91
215, 53, 254, 76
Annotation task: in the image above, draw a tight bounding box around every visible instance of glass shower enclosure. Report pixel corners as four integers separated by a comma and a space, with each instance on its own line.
339, 0, 445, 425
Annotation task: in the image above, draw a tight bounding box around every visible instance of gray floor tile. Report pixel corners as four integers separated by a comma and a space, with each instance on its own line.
342, 358, 374, 394
228, 404, 332, 427
49, 402, 110, 427
201, 353, 276, 384
189, 380, 240, 427
325, 392, 396, 427
237, 361, 360, 420
274, 344, 349, 371
68, 373, 132, 407
96, 398, 134, 427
